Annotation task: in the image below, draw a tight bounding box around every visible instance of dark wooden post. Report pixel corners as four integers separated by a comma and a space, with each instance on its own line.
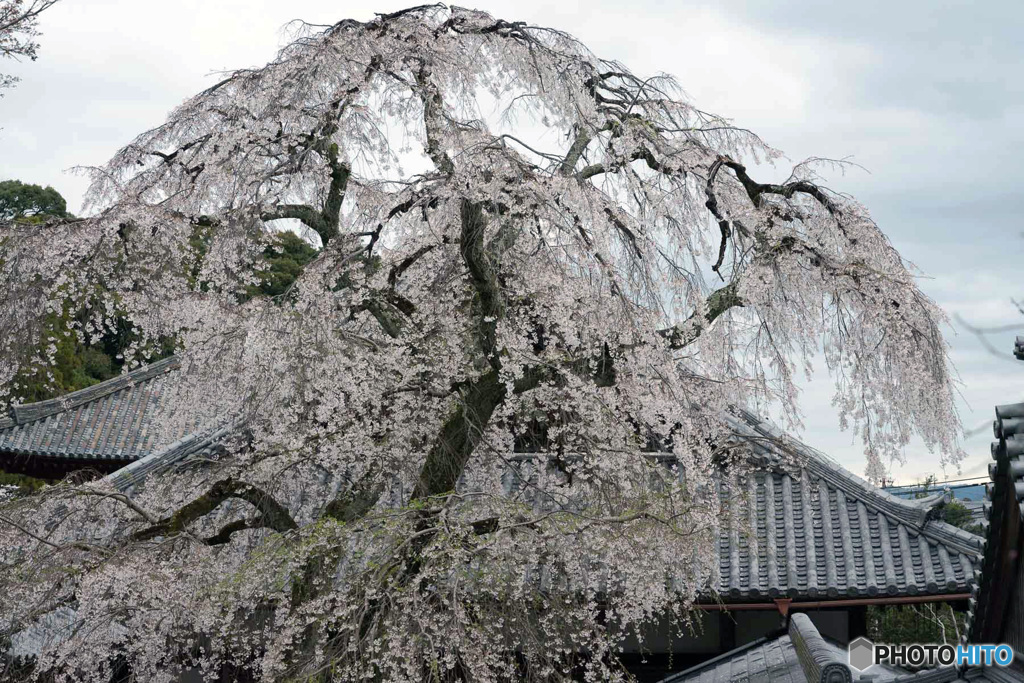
719, 611, 737, 652
848, 605, 868, 640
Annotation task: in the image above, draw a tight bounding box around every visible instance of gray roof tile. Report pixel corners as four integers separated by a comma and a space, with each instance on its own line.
662, 613, 906, 683
967, 343, 1024, 654
0, 357, 184, 462
710, 411, 980, 601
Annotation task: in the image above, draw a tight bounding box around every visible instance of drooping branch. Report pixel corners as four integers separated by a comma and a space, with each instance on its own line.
703, 159, 730, 277
0, 513, 111, 556
718, 156, 843, 222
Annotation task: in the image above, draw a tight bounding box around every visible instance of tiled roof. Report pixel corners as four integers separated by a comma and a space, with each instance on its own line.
967, 337, 1024, 658
662, 613, 905, 683
707, 411, 982, 601
661, 631, 805, 683
659, 608, 1024, 683
104, 421, 237, 493
0, 357, 183, 463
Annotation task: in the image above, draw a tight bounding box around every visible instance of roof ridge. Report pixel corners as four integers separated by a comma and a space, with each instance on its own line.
728, 409, 983, 552
921, 518, 985, 557
788, 613, 853, 683
659, 630, 785, 683
0, 356, 180, 430
105, 420, 237, 493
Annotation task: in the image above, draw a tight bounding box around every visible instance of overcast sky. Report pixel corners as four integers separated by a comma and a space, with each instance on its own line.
2, 0, 1021, 484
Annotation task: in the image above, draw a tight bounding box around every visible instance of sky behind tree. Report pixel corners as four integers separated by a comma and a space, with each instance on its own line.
1, 0, 1020, 484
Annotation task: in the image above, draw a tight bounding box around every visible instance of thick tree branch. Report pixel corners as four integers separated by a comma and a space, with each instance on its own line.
718, 156, 843, 223
318, 141, 351, 244
147, 134, 212, 167
203, 518, 263, 546
412, 58, 455, 175
409, 369, 505, 501
409, 365, 546, 502
560, 126, 593, 176
659, 281, 743, 350
703, 159, 730, 277
323, 471, 388, 524
261, 204, 327, 236
460, 199, 503, 363
133, 477, 297, 543
261, 129, 350, 246
602, 207, 643, 261
388, 244, 435, 287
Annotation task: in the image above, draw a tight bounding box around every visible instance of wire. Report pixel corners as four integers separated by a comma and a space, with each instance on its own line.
882, 475, 989, 489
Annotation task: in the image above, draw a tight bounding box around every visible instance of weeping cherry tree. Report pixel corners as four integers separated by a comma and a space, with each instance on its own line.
0, 6, 962, 682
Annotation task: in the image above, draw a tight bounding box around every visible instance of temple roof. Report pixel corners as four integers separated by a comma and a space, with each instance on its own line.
662, 613, 904, 683
708, 411, 982, 602
0, 357, 183, 470
966, 337, 1024, 657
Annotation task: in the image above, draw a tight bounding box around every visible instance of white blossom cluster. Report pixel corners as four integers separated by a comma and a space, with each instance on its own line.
0, 485, 16, 505
0, 6, 962, 681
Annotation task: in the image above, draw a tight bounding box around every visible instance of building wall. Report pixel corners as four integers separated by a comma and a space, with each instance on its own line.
736, 610, 786, 645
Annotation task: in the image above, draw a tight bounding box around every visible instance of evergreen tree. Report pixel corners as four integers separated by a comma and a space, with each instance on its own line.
0, 179, 70, 221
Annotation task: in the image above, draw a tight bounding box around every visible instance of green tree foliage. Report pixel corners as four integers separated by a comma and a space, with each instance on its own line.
1, 228, 315, 489
869, 603, 967, 650
940, 499, 983, 534
915, 474, 984, 534
9, 229, 317, 403
9, 298, 120, 402
0, 179, 70, 222
247, 230, 319, 298
0, 470, 47, 497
